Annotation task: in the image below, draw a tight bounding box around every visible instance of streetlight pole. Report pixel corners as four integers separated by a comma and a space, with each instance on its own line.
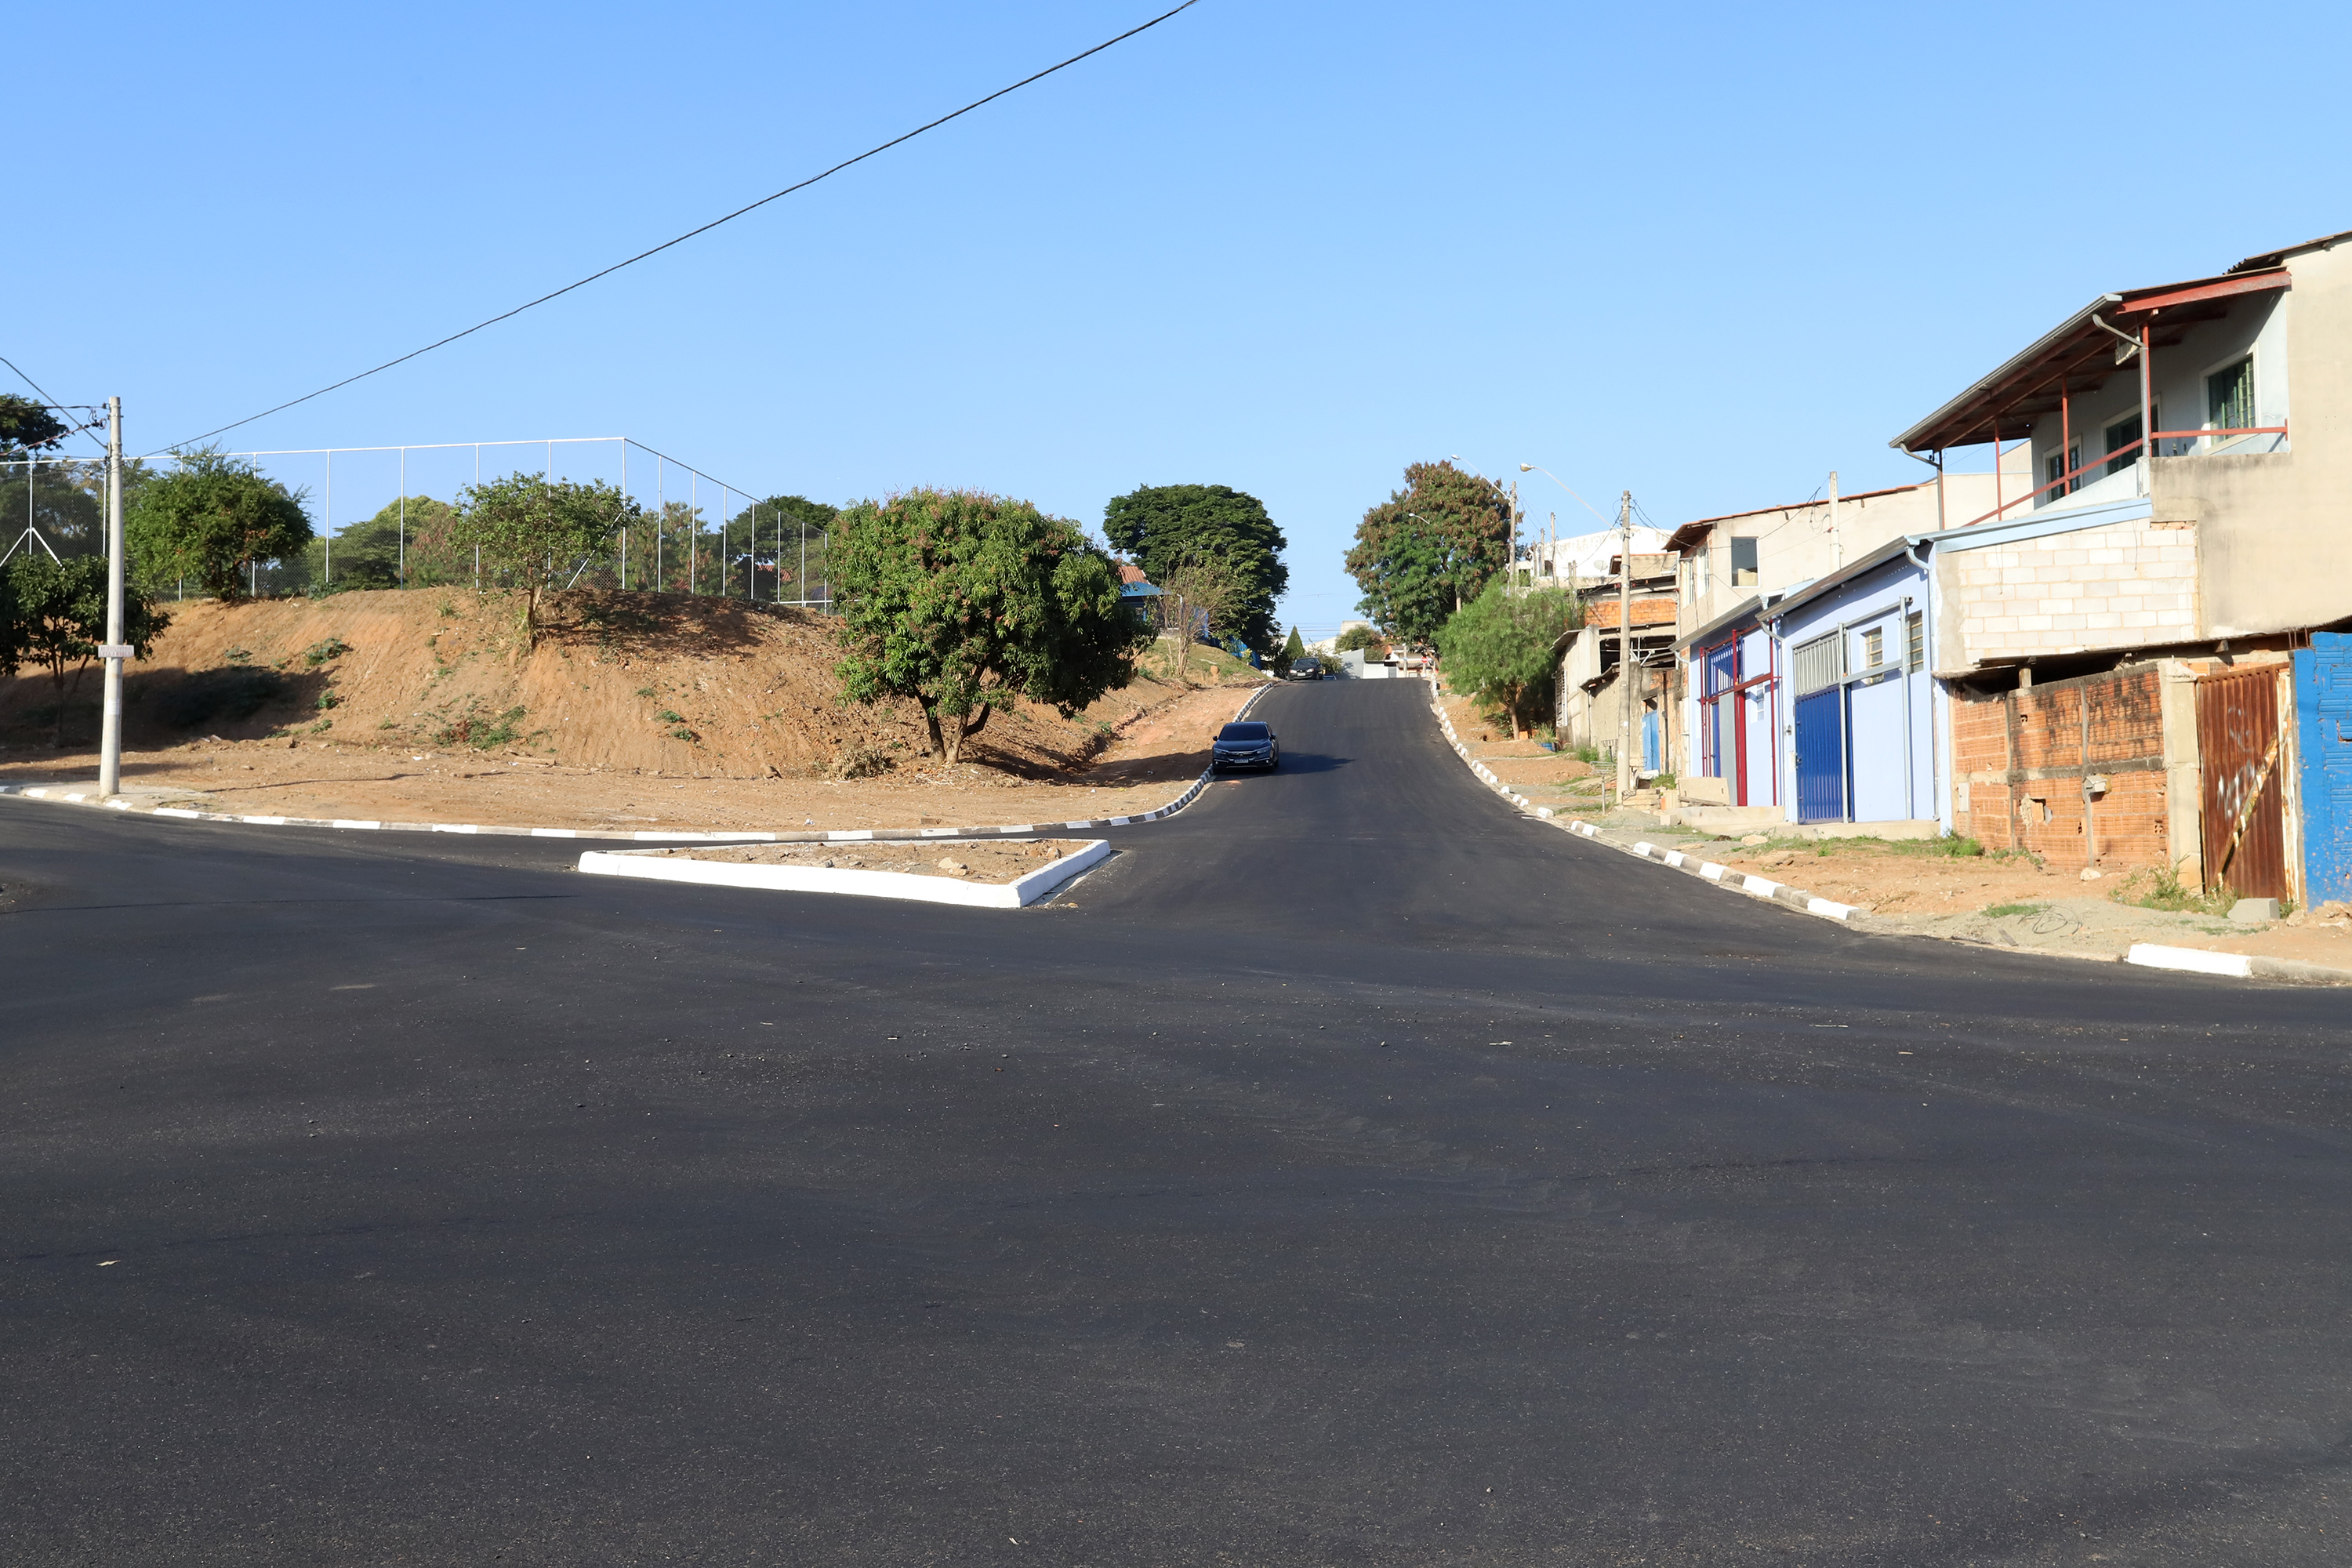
97, 397, 131, 798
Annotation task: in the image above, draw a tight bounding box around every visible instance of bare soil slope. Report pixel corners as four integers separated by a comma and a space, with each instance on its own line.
0, 589, 1269, 829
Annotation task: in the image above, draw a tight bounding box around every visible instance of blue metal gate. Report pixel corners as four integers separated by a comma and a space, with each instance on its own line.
2296, 631, 2352, 907
1794, 688, 1847, 823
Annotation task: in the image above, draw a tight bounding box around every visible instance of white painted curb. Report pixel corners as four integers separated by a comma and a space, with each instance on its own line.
1427, 680, 1861, 926
2126, 943, 2253, 978
579, 838, 1112, 909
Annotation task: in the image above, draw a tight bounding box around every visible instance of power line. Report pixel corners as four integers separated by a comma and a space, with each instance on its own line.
0, 354, 107, 454
165, 0, 1203, 453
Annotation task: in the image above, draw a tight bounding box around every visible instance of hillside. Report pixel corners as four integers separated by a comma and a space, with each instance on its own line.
0, 587, 1272, 831
0, 587, 1193, 778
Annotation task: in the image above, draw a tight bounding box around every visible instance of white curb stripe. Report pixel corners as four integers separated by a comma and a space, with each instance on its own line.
2128, 942, 2254, 978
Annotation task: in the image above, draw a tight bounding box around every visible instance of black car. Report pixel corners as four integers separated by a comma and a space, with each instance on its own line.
1210, 720, 1279, 771
1286, 660, 1322, 681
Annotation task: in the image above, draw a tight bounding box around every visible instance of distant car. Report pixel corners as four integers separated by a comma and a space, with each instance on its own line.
1286, 661, 1322, 681
1211, 720, 1279, 771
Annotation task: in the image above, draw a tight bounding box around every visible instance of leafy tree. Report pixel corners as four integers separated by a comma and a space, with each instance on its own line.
1345, 460, 1513, 644
5, 554, 168, 746
126, 449, 313, 602
0, 395, 71, 456
1433, 581, 1580, 735
1278, 625, 1305, 673
1152, 552, 1243, 687
1334, 625, 1380, 654
728, 493, 837, 602
453, 474, 642, 646
1101, 484, 1287, 652
830, 488, 1142, 764
611, 500, 706, 595
305, 495, 467, 591
0, 459, 103, 558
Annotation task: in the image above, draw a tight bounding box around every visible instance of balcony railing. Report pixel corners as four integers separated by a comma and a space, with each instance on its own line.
1959, 424, 2288, 529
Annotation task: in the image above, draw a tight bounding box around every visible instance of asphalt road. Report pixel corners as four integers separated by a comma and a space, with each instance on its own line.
4, 679, 2347, 1566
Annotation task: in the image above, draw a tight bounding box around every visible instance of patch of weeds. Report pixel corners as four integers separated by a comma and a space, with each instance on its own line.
824, 742, 893, 780
438, 601, 459, 619
655, 709, 686, 724
434, 702, 527, 750
1886, 833, 1989, 858
669, 728, 699, 744
636, 688, 657, 699
222, 646, 253, 666
309, 718, 334, 734
302, 636, 351, 666
377, 719, 399, 730
315, 691, 340, 710
2110, 866, 2233, 916
1984, 902, 2047, 918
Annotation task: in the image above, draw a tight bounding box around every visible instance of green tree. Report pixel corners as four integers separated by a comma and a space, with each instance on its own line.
1278, 625, 1305, 674
453, 474, 642, 647
305, 495, 468, 591
1433, 581, 1580, 735
126, 449, 313, 601
831, 488, 1142, 764
1101, 484, 1287, 652
1152, 551, 1243, 687
0, 395, 72, 456
728, 493, 838, 602
1334, 625, 1379, 653
5, 554, 168, 746
1345, 460, 1513, 644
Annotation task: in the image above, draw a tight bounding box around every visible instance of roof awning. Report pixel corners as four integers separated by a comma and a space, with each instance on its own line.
1890, 268, 2289, 453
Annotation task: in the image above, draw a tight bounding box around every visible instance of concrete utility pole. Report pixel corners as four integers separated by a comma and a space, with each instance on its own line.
98, 397, 131, 798
1616, 488, 1635, 801
1508, 479, 1522, 593
1828, 469, 1841, 571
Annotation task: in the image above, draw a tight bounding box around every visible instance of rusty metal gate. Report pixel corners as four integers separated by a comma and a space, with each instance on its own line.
2197, 665, 2288, 902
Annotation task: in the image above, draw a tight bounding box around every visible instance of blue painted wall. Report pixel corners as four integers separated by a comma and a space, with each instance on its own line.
1773, 555, 1936, 824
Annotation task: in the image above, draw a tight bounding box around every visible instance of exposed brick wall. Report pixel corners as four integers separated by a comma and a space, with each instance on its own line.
1953, 518, 2198, 662
1951, 666, 2169, 868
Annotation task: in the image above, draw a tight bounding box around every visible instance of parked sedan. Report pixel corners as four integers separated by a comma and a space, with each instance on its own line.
1286, 660, 1322, 681
1210, 721, 1279, 771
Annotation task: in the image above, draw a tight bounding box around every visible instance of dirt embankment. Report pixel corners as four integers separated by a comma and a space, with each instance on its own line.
0, 588, 1269, 829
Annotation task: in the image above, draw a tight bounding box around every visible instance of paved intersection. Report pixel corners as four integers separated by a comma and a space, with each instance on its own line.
4, 681, 2346, 1564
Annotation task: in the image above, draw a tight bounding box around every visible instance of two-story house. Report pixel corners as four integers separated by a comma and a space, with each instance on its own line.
1767, 230, 2352, 901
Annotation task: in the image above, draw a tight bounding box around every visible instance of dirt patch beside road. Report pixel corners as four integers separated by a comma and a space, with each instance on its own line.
630, 838, 1087, 882
0, 588, 1269, 830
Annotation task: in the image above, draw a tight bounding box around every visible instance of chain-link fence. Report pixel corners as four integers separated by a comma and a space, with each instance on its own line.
3, 437, 833, 608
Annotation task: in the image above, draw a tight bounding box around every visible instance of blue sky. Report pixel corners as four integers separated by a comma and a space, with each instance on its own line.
13, 2, 2349, 635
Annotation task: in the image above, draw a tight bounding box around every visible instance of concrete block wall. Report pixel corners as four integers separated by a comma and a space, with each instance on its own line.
1952, 666, 2170, 869
1953, 520, 2199, 663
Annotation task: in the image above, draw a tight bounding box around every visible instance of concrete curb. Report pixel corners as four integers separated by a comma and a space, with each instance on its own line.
578, 837, 1111, 909
2125, 942, 2352, 985
1426, 685, 2351, 985
0, 686, 1272, 847
1424, 681, 1866, 928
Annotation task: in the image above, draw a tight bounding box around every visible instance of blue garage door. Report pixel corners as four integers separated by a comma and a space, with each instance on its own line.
1794, 688, 1847, 823
2297, 632, 2352, 906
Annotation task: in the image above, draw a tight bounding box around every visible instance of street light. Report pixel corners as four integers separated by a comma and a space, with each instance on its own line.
1518, 462, 1607, 523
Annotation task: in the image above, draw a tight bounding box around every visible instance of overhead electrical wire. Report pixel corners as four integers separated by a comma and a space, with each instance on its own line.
0, 354, 107, 453
164, 0, 1202, 453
